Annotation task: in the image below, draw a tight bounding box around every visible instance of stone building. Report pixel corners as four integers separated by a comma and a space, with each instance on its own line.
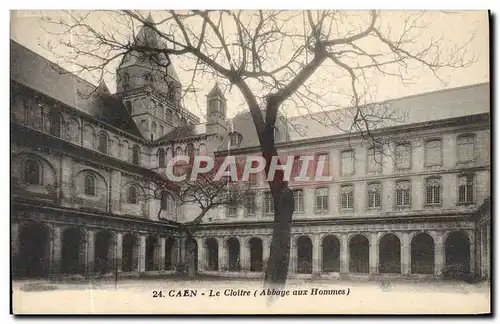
10, 18, 491, 281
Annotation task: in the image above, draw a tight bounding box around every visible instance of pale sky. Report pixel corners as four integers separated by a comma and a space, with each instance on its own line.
10, 10, 489, 121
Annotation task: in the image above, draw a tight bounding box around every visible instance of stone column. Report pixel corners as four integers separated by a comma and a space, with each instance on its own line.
340, 233, 349, 275
240, 236, 248, 272
115, 232, 123, 273
196, 237, 204, 272
288, 235, 296, 276
262, 236, 270, 266
401, 232, 411, 276
51, 226, 63, 277
469, 234, 476, 278
434, 232, 444, 277
86, 229, 95, 276
138, 234, 146, 273
312, 233, 321, 274
218, 237, 226, 271
480, 227, 486, 279
159, 237, 166, 271
11, 223, 20, 269
369, 232, 378, 276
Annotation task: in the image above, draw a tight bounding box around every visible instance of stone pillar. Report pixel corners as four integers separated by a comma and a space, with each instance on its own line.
196, 237, 204, 272
109, 170, 122, 213
340, 233, 349, 275
159, 237, 166, 271
11, 223, 20, 263
480, 227, 486, 279
486, 225, 491, 280
51, 226, 63, 277
240, 236, 248, 272
369, 233, 378, 276
115, 232, 123, 273
138, 234, 146, 273
262, 236, 270, 265
434, 232, 444, 277
288, 236, 296, 276
86, 230, 95, 276
178, 237, 185, 264
218, 237, 226, 271
312, 233, 321, 274
401, 232, 411, 276
469, 234, 476, 278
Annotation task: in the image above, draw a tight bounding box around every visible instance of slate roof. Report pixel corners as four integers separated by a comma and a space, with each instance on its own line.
10, 40, 143, 138
154, 123, 207, 143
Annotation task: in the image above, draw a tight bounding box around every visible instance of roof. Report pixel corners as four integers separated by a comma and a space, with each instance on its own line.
154, 123, 207, 142
10, 40, 143, 138
207, 82, 225, 99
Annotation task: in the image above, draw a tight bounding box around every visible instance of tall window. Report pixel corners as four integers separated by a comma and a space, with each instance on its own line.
245, 192, 256, 215
315, 187, 329, 212
161, 191, 168, 210
160, 125, 164, 136
368, 183, 381, 209
228, 205, 238, 217
125, 101, 132, 114
315, 153, 329, 176
175, 147, 183, 157
186, 144, 195, 159
274, 127, 280, 142
230, 133, 242, 146
151, 122, 157, 141
84, 174, 96, 196
367, 147, 383, 173
165, 109, 173, 123
264, 191, 274, 214
341, 150, 354, 175
395, 143, 412, 169
458, 175, 474, 203
49, 111, 61, 137
98, 132, 108, 154
396, 180, 411, 207
158, 148, 166, 168
425, 177, 442, 205
341, 184, 354, 210
425, 139, 442, 166
293, 189, 304, 213
122, 73, 130, 89
23, 159, 40, 185
457, 134, 476, 163
132, 145, 140, 165
128, 186, 138, 204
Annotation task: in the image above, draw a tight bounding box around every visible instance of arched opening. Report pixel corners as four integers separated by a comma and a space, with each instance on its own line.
16, 223, 51, 278
146, 236, 159, 271
158, 149, 166, 168
61, 228, 86, 275
379, 233, 401, 274
23, 159, 41, 185
226, 237, 240, 271
445, 231, 471, 278
411, 233, 435, 274
84, 174, 96, 196
349, 234, 369, 273
132, 145, 140, 165
122, 233, 138, 272
322, 235, 340, 272
128, 185, 138, 204
165, 237, 176, 270
49, 112, 61, 137
186, 238, 198, 272
94, 230, 115, 274
249, 237, 263, 272
98, 132, 108, 154
205, 238, 218, 271
296, 236, 312, 274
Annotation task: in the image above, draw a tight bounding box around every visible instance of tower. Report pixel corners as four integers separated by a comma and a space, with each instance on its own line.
115, 13, 184, 141
205, 83, 227, 135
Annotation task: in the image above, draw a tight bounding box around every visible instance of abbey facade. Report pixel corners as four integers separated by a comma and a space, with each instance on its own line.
10, 18, 491, 281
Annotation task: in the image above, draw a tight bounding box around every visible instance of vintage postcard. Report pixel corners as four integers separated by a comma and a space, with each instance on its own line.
10, 9, 490, 315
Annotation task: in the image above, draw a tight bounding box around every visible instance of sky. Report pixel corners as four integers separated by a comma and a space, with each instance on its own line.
9, 10, 490, 121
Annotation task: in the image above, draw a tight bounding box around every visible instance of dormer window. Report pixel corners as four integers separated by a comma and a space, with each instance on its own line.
230, 132, 242, 147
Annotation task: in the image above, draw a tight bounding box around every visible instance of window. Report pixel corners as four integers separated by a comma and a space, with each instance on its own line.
458, 175, 474, 204
158, 149, 165, 168
228, 205, 238, 217
175, 147, 183, 157
395, 143, 412, 170
245, 192, 256, 214
84, 174, 96, 196
396, 180, 411, 207
341, 185, 354, 210
49, 111, 61, 137
125, 101, 132, 114
168, 84, 176, 101
128, 186, 138, 204
315, 187, 329, 212
264, 191, 274, 214
315, 153, 329, 176
274, 127, 280, 142
230, 132, 242, 147
425, 177, 442, 205
165, 109, 172, 123
160, 125, 164, 136
293, 189, 304, 213
181, 118, 188, 126
98, 132, 108, 154
123, 73, 130, 89
186, 144, 195, 159
161, 191, 168, 210
23, 159, 40, 185
367, 183, 381, 209
151, 122, 157, 141
457, 134, 476, 163
425, 139, 442, 166
132, 145, 140, 165
341, 150, 354, 175
367, 147, 383, 173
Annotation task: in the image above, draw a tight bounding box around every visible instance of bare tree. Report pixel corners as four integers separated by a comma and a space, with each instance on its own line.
41, 10, 474, 286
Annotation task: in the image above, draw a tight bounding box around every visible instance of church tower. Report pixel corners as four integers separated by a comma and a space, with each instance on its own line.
115, 13, 189, 141
205, 83, 227, 135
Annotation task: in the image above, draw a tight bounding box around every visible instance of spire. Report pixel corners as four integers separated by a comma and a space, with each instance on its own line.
97, 80, 110, 94
207, 82, 225, 99
135, 12, 158, 46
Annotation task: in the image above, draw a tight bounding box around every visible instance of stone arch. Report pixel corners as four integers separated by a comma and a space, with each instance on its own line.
65, 118, 81, 143
248, 237, 263, 272
122, 233, 139, 272
82, 124, 95, 149
77, 169, 108, 197
157, 148, 166, 168
322, 235, 340, 273
205, 238, 219, 271
349, 234, 369, 273
12, 152, 58, 187
164, 237, 176, 270
296, 235, 312, 274
97, 130, 109, 154
225, 237, 241, 271
378, 233, 401, 274
61, 227, 87, 275
94, 229, 116, 274
146, 235, 160, 271
411, 232, 435, 274
444, 231, 471, 278
16, 222, 52, 278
